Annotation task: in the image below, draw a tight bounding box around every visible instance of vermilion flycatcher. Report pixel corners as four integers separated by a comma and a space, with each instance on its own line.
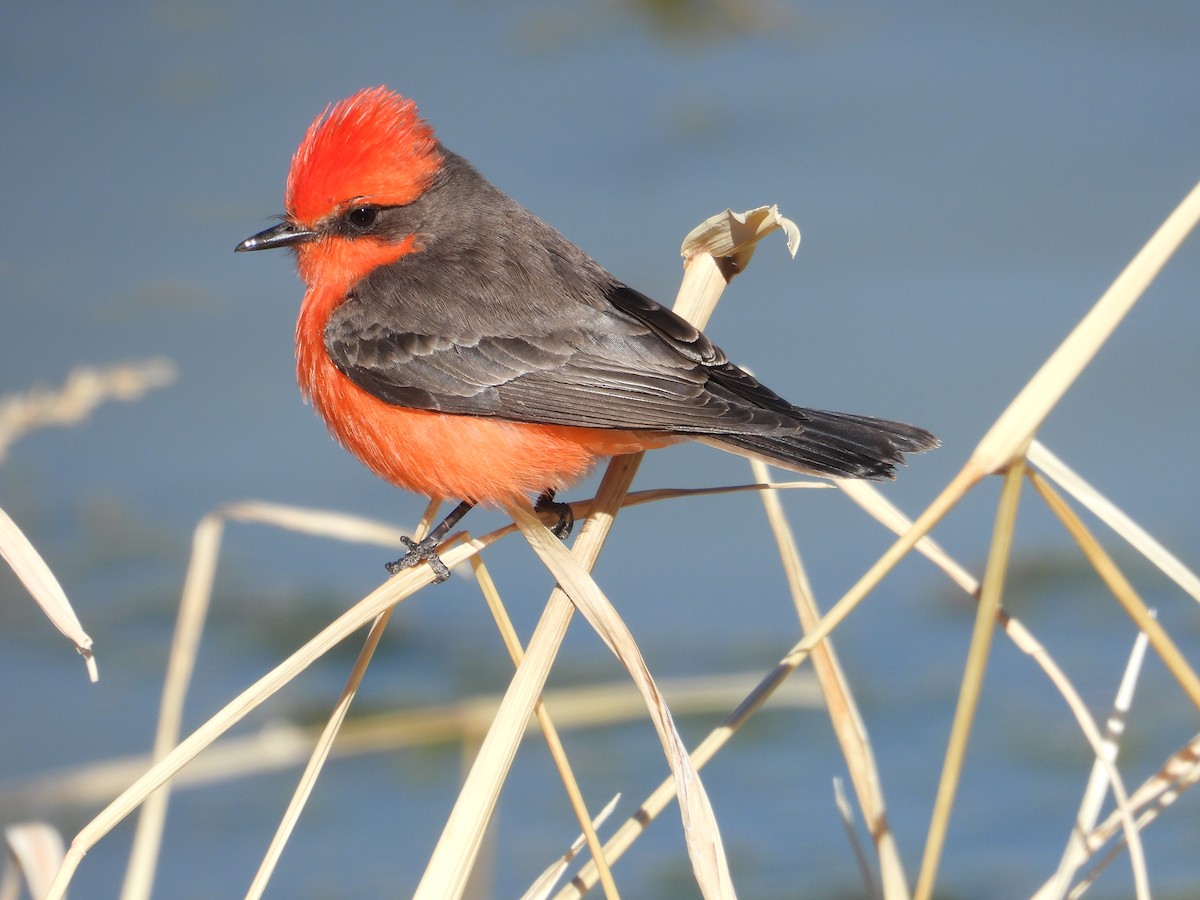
237, 87, 937, 581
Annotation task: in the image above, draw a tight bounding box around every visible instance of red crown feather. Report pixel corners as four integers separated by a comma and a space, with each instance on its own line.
285, 86, 442, 225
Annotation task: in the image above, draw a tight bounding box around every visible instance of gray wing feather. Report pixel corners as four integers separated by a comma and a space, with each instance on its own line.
321, 147, 937, 478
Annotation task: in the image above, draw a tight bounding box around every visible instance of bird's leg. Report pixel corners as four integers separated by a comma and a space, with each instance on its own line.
534, 489, 574, 541
386, 499, 476, 583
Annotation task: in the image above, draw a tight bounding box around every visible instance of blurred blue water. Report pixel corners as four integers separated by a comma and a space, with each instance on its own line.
2, 2, 1198, 897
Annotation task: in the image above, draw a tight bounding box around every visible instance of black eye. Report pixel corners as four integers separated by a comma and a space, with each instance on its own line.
346, 206, 378, 229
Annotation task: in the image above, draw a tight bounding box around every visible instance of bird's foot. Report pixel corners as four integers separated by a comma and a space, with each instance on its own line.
535, 490, 574, 541
386, 535, 451, 583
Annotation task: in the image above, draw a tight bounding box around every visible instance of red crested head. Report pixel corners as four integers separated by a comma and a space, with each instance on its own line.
285, 86, 442, 227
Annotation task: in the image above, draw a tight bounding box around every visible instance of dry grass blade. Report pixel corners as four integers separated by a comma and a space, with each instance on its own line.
558, 650, 824, 896
520, 794, 622, 900
413, 457, 642, 900
218, 499, 411, 547
915, 458, 1026, 900
509, 502, 734, 899
785, 467, 976, 668
1074, 731, 1200, 892
560, 470, 974, 896
834, 479, 978, 595
3, 822, 64, 900
837, 462, 1150, 892
1, 676, 809, 815
1037, 628, 1151, 900
751, 460, 907, 899
245, 499, 443, 900
0, 358, 175, 464
1028, 441, 1200, 603
971, 180, 1200, 475
833, 778, 880, 900
121, 515, 224, 900
245, 615, 391, 900
121, 501, 423, 900
1028, 471, 1200, 711
680, 205, 800, 270
412, 513, 608, 898
0, 505, 96, 681
44, 527, 505, 900
470, 555, 620, 900
556, 575, 1153, 898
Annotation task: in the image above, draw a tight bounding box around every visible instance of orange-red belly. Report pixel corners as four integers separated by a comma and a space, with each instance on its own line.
294, 271, 678, 502
304, 359, 676, 503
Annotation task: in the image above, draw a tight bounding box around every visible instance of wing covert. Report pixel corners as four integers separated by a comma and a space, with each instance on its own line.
323, 286, 797, 434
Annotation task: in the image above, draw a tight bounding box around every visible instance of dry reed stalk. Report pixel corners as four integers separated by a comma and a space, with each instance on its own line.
3, 676, 811, 816
118, 501, 418, 900
1037, 628, 1151, 900
1028, 471, 1200, 709
814, 179, 1200, 896
413, 458, 644, 899
0, 358, 175, 464
521, 795, 622, 900
970, 180, 1200, 476
243, 499, 443, 900
751, 458, 908, 899
119, 514, 224, 900
1070, 730, 1200, 893
2, 822, 64, 900
30, 480, 812, 893
510, 502, 734, 895
469, 554, 621, 899
833, 778, 880, 899
43, 520, 512, 900
564, 209, 1200, 891
833, 475, 1150, 893
0, 506, 96, 681
914, 458, 1026, 900
1027, 442, 1200, 602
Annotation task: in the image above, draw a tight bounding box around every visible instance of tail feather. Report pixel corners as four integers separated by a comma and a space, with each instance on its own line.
701, 411, 938, 481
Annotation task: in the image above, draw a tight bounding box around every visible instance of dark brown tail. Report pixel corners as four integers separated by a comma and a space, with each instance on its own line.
701, 410, 938, 480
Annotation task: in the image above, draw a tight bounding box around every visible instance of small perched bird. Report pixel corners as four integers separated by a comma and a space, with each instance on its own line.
238, 87, 937, 581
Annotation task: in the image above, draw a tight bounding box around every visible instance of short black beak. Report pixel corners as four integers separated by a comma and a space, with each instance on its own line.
235, 220, 317, 252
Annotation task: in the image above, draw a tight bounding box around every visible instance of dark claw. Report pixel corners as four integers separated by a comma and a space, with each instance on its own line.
386, 534, 451, 583
535, 490, 574, 541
